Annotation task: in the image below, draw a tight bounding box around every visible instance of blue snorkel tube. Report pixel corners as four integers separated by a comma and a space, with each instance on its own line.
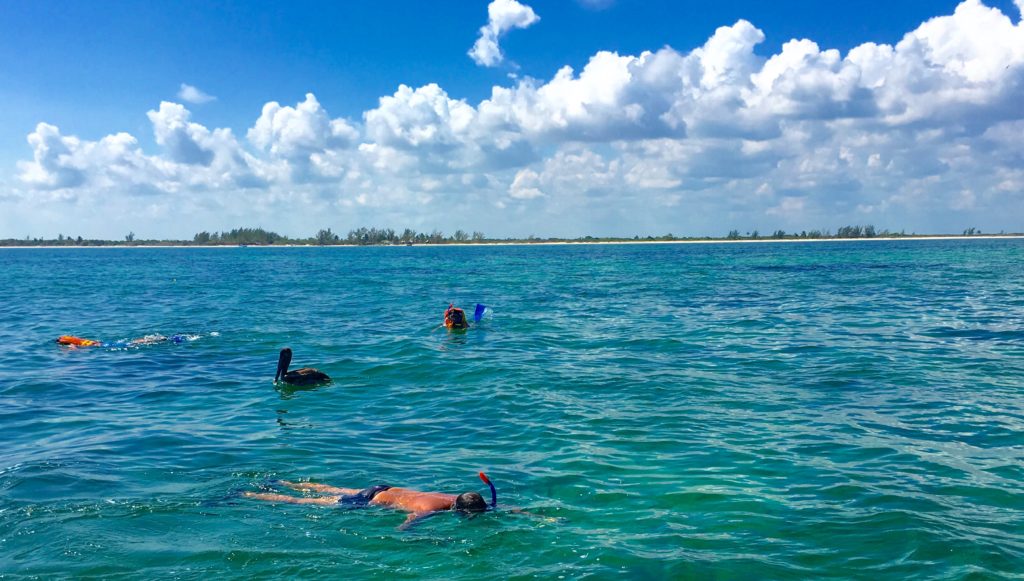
478, 472, 497, 509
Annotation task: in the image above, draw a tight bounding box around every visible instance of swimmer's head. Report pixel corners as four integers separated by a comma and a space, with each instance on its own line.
454, 491, 488, 513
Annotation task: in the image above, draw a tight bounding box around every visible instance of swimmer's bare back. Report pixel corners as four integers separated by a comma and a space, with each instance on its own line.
244, 481, 460, 528
371, 488, 456, 512
245, 484, 455, 510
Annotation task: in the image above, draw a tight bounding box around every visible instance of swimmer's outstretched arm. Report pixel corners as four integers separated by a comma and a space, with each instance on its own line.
398, 511, 440, 531
243, 492, 340, 505
507, 507, 562, 523
278, 480, 359, 495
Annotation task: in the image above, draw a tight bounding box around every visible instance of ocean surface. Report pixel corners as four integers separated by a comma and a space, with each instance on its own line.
1, 240, 1022, 579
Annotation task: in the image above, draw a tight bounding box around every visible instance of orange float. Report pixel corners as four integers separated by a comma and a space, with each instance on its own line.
55, 335, 103, 347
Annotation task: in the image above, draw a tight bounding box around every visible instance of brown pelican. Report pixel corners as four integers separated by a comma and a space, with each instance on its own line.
275, 347, 330, 385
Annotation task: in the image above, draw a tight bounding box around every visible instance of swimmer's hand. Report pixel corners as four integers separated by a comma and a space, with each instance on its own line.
508, 507, 563, 523
398, 511, 439, 531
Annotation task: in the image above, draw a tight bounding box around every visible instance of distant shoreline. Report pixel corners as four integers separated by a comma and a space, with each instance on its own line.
2, 235, 1022, 249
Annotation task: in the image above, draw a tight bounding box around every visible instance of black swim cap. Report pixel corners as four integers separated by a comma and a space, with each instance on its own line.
454, 492, 487, 513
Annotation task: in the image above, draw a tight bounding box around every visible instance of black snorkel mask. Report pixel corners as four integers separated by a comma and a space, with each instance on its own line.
479, 472, 497, 510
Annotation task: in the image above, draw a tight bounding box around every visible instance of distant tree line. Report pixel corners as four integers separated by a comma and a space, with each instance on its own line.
725, 225, 911, 240
0, 225, 1014, 247
193, 228, 284, 245
308, 227, 486, 246
0, 232, 159, 247
190, 226, 489, 246
0, 227, 489, 247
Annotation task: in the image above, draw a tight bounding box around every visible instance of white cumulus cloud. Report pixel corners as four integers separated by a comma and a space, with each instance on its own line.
249, 93, 358, 157
177, 83, 216, 104
469, 0, 540, 67
509, 168, 544, 199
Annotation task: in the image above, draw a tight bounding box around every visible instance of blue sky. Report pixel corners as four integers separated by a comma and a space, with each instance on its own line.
2, 0, 1022, 239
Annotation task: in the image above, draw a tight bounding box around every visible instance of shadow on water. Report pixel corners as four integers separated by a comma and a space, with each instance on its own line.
273, 382, 328, 401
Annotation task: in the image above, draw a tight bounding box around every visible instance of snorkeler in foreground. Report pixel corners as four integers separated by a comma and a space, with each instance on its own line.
245, 473, 498, 530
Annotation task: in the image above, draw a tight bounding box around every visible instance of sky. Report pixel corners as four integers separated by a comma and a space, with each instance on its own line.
1, 0, 1022, 239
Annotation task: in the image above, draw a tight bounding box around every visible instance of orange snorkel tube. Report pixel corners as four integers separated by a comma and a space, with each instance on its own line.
479, 472, 497, 509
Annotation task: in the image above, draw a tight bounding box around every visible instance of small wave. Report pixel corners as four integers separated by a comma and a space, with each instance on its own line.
921, 326, 1024, 342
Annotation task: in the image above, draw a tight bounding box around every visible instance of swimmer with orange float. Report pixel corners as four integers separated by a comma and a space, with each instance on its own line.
56, 334, 197, 348
244, 472, 548, 529
55, 335, 104, 347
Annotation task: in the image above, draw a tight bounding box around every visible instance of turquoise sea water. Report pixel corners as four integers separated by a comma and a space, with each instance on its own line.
1, 240, 1023, 579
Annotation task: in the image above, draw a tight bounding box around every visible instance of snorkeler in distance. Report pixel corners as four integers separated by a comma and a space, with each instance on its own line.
444, 303, 470, 330
443, 303, 486, 330
245, 473, 499, 530
274, 347, 331, 386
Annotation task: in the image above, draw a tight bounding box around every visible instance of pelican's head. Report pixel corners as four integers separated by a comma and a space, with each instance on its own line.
275, 347, 293, 382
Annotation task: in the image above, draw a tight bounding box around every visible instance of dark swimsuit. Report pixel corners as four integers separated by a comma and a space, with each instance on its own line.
337, 484, 391, 507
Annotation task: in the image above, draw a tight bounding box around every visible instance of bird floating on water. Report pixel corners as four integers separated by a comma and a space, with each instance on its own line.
275, 347, 331, 386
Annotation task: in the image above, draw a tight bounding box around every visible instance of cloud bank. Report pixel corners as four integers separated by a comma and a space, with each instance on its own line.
7, 0, 1024, 238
